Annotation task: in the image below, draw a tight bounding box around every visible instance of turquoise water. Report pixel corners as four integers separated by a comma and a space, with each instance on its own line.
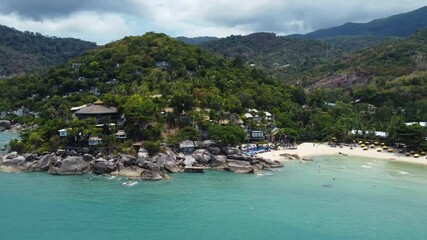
0, 131, 19, 154
1, 156, 427, 240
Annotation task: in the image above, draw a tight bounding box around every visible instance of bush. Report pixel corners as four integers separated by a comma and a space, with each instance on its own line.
144, 141, 160, 156
9, 139, 25, 154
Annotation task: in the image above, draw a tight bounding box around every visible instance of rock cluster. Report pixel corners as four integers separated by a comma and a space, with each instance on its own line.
0, 146, 283, 180
191, 147, 284, 174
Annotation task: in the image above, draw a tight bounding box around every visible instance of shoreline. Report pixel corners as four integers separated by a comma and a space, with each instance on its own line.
257, 142, 427, 166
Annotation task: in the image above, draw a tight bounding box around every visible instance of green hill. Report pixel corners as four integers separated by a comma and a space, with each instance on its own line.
1, 32, 425, 152
200, 32, 342, 82
0, 25, 97, 78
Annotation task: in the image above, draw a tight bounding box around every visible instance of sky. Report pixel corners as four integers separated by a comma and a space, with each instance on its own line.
0, 0, 425, 44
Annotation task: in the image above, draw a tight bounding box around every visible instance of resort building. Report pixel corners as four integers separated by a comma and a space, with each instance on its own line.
73, 100, 119, 123
249, 130, 265, 141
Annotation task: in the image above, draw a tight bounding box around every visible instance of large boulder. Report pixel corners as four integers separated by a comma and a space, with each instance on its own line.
210, 155, 227, 169
140, 169, 163, 181
137, 148, 149, 158
111, 166, 143, 179
0, 120, 11, 131
119, 154, 137, 166
23, 153, 38, 162
150, 153, 169, 166
26, 154, 58, 172
1, 154, 26, 169
226, 160, 254, 174
208, 147, 221, 155
222, 147, 241, 155
83, 154, 95, 162
92, 160, 117, 175
164, 161, 182, 173
164, 148, 177, 162
259, 158, 284, 168
135, 156, 150, 168
192, 149, 212, 165
48, 156, 89, 175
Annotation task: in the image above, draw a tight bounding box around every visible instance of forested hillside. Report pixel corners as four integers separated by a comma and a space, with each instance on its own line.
0, 25, 97, 77
200, 32, 342, 82
296, 29, 427, 121
1, 32, 425, 152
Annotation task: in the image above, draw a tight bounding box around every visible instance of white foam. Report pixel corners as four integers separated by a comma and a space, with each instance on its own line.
361, 165, 372, 169
122, 181, 138, 187
397, 170, 409, 175
106, 176, 116, 180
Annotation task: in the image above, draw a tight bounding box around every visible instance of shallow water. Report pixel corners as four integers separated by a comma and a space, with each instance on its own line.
1, 156, 427, 240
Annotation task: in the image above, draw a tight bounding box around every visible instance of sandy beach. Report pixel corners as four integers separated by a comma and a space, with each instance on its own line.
257, 142, 427, 166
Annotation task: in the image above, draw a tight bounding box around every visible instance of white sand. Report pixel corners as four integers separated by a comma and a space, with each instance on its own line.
257, 142, 427, 166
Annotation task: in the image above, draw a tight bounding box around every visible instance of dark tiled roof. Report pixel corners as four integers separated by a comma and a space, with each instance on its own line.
74, 104, 118, 115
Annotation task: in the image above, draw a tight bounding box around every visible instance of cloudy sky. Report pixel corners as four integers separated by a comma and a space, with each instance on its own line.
0, 0, 425, 44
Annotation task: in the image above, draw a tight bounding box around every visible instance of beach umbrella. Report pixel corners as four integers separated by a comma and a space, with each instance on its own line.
374, 141, 378, 145
383, 146, 388, 150
381, 143, 385, 146
388, 148, 394, 153
406, 152, 410, 157
414, 154, 420, 158
420, 151, 426, 156
370, 144, 375, 148
410, 151, 415, 155
358, 141, 363, 144
365, 141, 370, 145
363, 147, 368, 151
377, 148, 382, 152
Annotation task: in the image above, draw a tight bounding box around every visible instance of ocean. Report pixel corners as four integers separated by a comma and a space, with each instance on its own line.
1, 156, 426, 240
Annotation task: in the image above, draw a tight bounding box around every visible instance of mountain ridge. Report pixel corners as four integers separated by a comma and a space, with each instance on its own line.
0, 24, 97, 78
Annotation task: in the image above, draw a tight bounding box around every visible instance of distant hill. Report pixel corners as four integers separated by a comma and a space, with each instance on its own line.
300, 6, 427, 39
175, 36, 218, 45
0, 25, 97, 78
287, 6, 427, 51
299, 29, 427, 95
200, 32, 342, 82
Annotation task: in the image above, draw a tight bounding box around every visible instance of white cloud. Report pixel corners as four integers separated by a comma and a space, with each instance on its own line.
0, 0, 425, 43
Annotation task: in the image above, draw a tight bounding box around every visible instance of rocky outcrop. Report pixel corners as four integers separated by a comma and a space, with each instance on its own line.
119, 154, 137, 166
226, 160, 254, 174
111, 166, 143, 179
26, 154, 58, 172
164, 161, 182, 173
1, 153, 26, 170
192, 149, 212, 164
92, 159, 117, 175
48, 156, 89, 175
222, 147, 241, 155
210, 155, 227, 169
1, 144, 284, 179
0, 120, 11, 131
140, 169, 163, 181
